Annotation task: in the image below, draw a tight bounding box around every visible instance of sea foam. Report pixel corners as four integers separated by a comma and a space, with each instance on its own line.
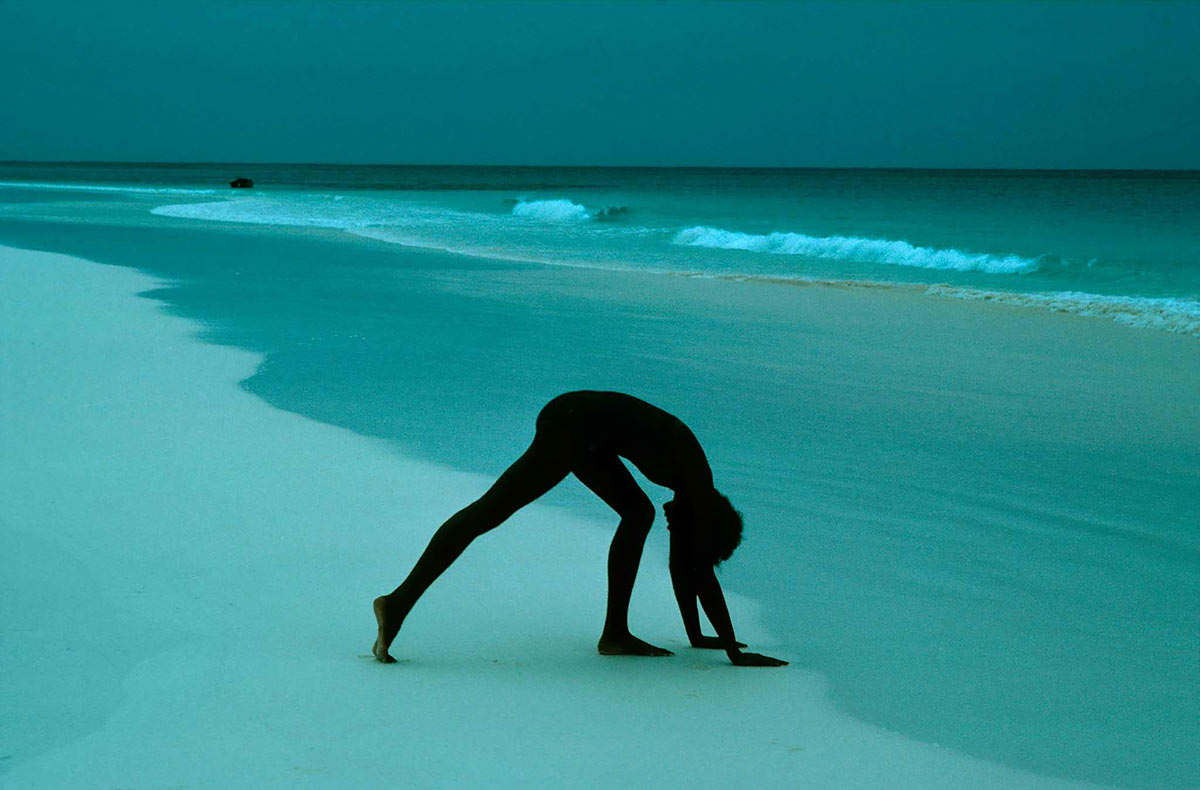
511, 199, 590, 222
151, 195, 456, 230
673, 226, 1039, 274
154, 196, 360, 228
925, 285, 1200, 336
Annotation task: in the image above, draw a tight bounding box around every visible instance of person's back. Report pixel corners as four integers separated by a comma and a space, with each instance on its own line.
537, 391, 713, 494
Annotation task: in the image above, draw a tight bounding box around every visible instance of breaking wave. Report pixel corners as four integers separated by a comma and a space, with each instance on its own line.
510, 199, 590, 222
673, 226, 1039, 275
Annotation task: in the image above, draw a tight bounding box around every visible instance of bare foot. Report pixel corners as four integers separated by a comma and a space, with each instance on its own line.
597, 632, 674, 657
372, 596, 400, 663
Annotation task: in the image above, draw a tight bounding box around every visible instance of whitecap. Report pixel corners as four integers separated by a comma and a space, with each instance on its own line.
673, 225, 1039, 275
510, 199, 590, 222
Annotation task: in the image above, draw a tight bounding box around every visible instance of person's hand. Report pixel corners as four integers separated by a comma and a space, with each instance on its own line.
729, 651, 788, 667
690, 635, 746, 649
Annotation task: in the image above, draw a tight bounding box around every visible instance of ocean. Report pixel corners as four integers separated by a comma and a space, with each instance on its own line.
1, 163, 1196, 788
3, 163, 1200, 336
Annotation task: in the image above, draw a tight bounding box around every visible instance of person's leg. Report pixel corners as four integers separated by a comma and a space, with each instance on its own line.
373, 433, 571, 662
572, 455, 672, 657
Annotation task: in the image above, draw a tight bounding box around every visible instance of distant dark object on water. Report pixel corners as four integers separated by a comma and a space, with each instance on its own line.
593, 205, 630, 221
229, 177, 254, 189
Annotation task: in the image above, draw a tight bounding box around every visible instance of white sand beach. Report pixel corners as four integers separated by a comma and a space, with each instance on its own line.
0, 245, 1125, 788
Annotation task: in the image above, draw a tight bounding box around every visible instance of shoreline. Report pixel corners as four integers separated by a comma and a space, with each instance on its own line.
192, 205, 1200, 339
0, 243, 1115, 788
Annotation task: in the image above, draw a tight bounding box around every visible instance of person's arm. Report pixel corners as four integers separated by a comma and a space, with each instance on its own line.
668, 552, 738, 647
668, 525, 744, 648
692, 564, 788, 667
668, 560, 704, 643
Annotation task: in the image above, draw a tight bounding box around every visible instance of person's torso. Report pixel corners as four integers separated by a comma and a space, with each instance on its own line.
540, 391, 713, 492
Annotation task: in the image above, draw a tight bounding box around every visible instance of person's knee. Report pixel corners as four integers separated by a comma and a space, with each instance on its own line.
620, 498, 656, 533
440, 503, 498, 543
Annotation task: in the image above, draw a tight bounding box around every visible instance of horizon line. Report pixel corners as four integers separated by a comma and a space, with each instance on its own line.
2, 160, 1198, 175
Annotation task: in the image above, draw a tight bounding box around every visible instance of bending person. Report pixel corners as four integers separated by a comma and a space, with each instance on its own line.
372, 390, 787, 667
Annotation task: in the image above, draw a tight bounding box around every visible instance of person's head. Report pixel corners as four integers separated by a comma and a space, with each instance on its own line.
664, 490, 743, 566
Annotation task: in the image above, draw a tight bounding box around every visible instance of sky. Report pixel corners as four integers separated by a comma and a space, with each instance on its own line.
1, 1, 1197, 169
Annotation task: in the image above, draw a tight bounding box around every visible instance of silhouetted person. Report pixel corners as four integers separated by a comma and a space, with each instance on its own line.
373, 390, 787, 667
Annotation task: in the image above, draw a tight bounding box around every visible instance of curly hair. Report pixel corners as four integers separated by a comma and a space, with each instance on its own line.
706, 492, 744, 565
665, 491, 743, 566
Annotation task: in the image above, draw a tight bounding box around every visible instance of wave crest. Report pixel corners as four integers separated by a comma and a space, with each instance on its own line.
673, 226, 1038, 275
511, 199, 590, 222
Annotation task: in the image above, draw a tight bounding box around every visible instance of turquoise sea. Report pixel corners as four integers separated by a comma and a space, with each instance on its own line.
1, 163, 1197, 788
3, 163, 1199, 334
